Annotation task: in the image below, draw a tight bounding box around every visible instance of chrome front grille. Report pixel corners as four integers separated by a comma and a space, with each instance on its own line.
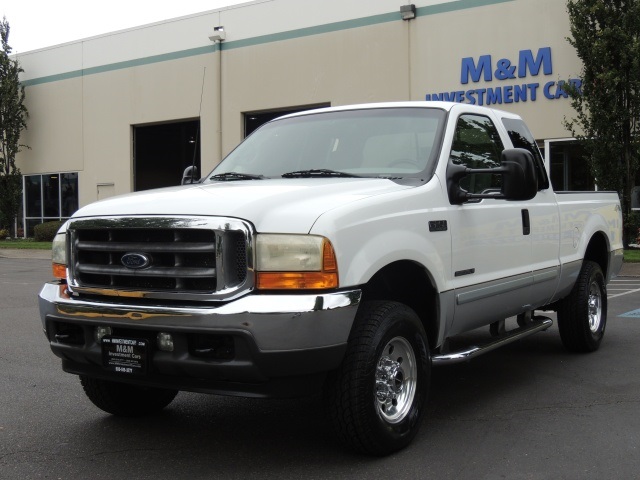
66, 217, 253, 301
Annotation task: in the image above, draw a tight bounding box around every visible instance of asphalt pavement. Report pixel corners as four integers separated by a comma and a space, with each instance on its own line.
1, 252, 640, 479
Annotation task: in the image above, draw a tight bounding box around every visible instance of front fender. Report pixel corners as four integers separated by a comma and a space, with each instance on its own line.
309, 180, 450, 293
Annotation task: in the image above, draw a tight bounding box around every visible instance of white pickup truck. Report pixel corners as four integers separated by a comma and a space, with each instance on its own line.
39, 102, 623, 455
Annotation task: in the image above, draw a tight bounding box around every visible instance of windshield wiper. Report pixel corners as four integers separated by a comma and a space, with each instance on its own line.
209, 172, 265, 181
281, 169, 360, 178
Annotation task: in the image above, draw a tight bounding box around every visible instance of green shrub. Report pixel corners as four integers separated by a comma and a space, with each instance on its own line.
34, 221, 65, 242
0, 228, 9, 239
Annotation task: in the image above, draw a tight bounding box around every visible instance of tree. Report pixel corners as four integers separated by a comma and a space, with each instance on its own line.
564, 0, 640, 247
0, 17, 28, 237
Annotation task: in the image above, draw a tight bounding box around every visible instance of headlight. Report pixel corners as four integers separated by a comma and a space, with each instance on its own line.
255, 234, 338, 290
51, 223, 68, 280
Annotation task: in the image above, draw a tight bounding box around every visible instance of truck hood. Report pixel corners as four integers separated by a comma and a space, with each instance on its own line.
72, 178, 413, 233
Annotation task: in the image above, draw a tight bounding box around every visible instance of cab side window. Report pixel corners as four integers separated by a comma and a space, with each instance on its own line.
450, 114, 504, 194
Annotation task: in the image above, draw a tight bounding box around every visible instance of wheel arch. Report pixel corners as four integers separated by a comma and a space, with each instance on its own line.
584, 231, 610, 279
359, 260, 440, 351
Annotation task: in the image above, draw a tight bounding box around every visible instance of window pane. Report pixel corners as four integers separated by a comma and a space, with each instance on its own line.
548, 142, 594, 192
61, 173, 79, 217
550, 147, 566, 190
24, 175, 42, 218
362, 128, 438, 172
567, 145, 594, 191
26, 219, 42, 237
207, 108, 446, 179
42, 174, 60, 217
450, 114, 504, 194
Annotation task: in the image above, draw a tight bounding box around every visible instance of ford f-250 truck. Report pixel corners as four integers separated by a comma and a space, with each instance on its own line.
39, 102, 623, 455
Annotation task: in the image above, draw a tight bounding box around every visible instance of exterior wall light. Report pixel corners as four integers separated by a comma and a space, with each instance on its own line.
400, 4, 417, 20
209, 26, 226, 42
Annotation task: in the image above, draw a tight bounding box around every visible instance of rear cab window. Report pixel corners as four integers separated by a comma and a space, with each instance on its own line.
502, 117, 550, 190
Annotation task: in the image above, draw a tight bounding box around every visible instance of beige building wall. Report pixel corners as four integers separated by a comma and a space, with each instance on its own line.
19, 54, 219, 208
15, 0, 582, 214
18, 78, 84, 174
412, 0, 582, 140
78, 54, 219, 207
220, 21, 411, 162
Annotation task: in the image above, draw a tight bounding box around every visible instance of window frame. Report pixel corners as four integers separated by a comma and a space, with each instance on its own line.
22, 172, 79, 238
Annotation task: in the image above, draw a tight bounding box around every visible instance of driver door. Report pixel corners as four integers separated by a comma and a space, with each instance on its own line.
447, 112, 534, 335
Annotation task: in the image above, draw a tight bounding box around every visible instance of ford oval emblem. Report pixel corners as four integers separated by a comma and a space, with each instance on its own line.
121, 252, 151, 269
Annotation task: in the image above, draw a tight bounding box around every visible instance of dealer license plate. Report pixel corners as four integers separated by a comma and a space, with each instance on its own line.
101, 337, 148, 375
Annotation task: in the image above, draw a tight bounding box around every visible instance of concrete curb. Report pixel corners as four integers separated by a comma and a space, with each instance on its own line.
619, 262, 640, 277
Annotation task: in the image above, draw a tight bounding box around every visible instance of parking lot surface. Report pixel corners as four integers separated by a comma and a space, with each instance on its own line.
1, 255, 639, 479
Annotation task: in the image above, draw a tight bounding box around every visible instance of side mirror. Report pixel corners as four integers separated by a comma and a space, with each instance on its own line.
447, 148, 538, 204
181, 166, 200, 185
500, 148, 538, 201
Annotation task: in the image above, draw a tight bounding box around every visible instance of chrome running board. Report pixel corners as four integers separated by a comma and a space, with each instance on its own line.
432, 317, 553, 366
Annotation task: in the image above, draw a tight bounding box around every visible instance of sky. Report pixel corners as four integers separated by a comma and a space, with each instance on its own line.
1, 0, 248, 54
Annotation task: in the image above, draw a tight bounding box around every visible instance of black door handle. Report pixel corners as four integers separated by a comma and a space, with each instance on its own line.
521, 209, 530, 235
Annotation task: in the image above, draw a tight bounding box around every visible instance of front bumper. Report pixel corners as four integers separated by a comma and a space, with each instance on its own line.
38, 282, 361, 397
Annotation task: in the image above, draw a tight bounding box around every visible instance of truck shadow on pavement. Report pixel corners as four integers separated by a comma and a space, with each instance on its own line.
75, 329, 571, 474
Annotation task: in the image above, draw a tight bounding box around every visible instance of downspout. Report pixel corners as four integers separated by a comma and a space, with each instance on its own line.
209, 26, 226, 163
400, 4, 417, 100
218, 38, 223, 161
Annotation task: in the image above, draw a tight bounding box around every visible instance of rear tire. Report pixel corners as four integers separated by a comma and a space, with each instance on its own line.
324, 301, 430, 456
80, 376, 178, 417
557, 260, 607, 352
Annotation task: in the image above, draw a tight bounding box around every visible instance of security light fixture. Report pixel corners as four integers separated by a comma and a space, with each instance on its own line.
400, 4, 416, 20
209, 26, 226, 42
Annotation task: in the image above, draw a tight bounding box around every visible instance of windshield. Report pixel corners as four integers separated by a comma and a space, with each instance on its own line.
204, 107, 446, 181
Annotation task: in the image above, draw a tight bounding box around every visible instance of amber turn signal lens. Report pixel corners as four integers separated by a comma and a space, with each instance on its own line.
52, 263, 67, 280
256, 271, 338, 290
322, 239, 337, 272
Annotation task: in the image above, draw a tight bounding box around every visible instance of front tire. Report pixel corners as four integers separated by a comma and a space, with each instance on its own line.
80, 376, 178, 417
557, 260, 607, 352
324, 301, 430, 456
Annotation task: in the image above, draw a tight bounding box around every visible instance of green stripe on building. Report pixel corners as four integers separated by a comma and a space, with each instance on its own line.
21, 0, 515, 87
